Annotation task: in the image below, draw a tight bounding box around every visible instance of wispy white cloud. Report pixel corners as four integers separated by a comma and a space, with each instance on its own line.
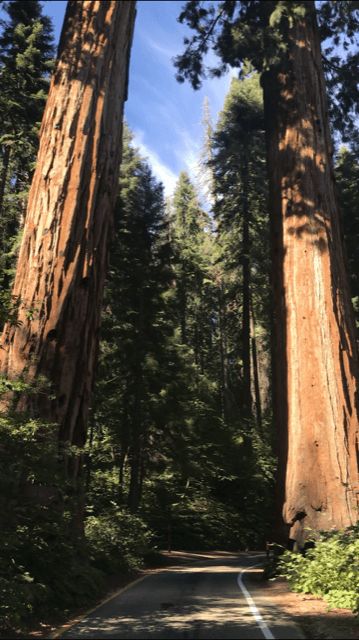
172, 125, 199, 176
145, 35, 176, 59
133, 130, 178, 198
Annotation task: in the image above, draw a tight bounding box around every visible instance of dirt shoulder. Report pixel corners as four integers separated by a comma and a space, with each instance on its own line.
245, 566, 359, 640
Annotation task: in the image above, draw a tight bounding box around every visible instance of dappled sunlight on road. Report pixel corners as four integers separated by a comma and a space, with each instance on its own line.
172, 564, 243, 573
60, 556, 302, 639
62, 594, 266, 638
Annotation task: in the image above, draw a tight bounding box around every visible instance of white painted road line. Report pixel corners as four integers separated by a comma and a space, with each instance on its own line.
237, 562, 275, 640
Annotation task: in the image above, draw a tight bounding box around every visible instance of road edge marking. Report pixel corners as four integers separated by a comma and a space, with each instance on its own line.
237, 561, 275, 640
50, 574, 149, 638
50, 553, 267, 638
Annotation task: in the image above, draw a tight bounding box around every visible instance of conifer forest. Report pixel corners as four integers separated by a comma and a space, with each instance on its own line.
2, 0, 359, 632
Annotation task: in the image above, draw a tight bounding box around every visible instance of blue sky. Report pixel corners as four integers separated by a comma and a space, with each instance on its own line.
4, 2, 348, 198
41, 1, 236, 199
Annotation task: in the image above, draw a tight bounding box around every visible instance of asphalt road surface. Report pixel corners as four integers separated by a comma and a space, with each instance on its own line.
58, 553, 304, 639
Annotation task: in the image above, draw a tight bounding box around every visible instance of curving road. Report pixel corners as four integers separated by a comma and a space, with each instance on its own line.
57, 553, 305, 639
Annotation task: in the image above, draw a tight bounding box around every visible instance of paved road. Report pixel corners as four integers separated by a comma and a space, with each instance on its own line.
58, 554, 304, 639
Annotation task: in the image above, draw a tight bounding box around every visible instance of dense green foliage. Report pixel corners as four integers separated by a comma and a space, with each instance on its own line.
210, 69, 271, 428
0, 375, 103, 625
335, 146, 359, 302
0, 0, 55, 311
86, 119, 276, 555
273, 522, 359, 612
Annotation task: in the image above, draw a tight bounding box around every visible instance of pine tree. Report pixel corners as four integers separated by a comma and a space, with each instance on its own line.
0, 0, 55, 299
171, 171, 209, 356
211, 71, 269, 427
335, 146, 359, 304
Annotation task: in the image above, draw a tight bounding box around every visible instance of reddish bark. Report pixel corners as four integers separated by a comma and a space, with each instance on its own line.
262, 2, 359, 546
0, 1, 136, 525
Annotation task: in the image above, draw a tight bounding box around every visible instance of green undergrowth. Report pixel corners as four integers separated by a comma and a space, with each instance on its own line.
85, 505, 154, 573
0, 375, 152, 629
266, 522, 359, 613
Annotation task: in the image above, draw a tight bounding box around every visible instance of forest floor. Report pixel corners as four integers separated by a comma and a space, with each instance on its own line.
1, 550, 359, 639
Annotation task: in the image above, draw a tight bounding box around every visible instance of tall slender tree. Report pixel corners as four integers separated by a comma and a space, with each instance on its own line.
211, 71, 267, 426
171, 171, 209, 354
0, 1, 137, 529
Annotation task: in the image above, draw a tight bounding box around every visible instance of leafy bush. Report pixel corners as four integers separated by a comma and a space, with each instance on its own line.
0, 376, 103, 625
0, 515, 104, 624
276, 521, 359, 612
85, 505, 154, 573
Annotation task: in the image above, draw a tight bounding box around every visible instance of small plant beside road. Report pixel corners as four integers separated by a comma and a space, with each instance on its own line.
273, 521, 359, 612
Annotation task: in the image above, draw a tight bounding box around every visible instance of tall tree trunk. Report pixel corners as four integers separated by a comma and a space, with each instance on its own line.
0, 145, 11, 224
128, 276, 144, 514
128, 374, 142, 514
85, 411, 94, 494
0, 1, 136, 530
218, 281, 229, 420
241, 152, 252, 420
250, 291, 262, 433
262, 2, 359, 547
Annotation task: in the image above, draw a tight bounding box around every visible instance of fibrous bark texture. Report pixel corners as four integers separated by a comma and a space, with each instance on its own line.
262, 3, 359, 546
0, 1, 136, 503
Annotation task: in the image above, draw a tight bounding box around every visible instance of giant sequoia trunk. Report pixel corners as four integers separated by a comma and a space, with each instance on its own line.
0, 1, 136, 524
262, 2, 359, 546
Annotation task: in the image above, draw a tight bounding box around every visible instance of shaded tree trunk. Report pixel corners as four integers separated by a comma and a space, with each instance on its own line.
218, 282, 229, 420
250, 291, 262, 433
180, 285, 187, 344
262, 2, 359, 547
0, 145, 11, 223
0, 1, 137, 530
128, 275, 144, 514
241, 150, 252, 420
85, 411, 94, 494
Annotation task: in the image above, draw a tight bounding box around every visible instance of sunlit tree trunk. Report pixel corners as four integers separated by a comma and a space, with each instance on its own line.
0, 1, 136, 529
262, 2, 359, 547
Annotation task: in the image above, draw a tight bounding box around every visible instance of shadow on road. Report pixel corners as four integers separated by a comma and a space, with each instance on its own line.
60, 558, 301, 639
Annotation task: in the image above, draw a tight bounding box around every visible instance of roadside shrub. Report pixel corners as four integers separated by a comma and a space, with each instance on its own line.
276, 521, 359, 612
0, 376, 103, 625
0, 515, 104, 624
85, 505, 154, 573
